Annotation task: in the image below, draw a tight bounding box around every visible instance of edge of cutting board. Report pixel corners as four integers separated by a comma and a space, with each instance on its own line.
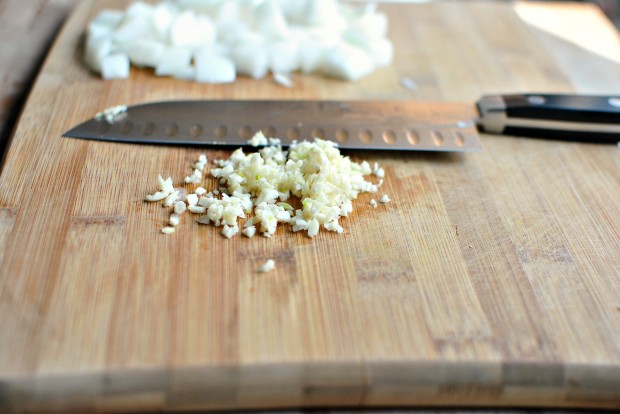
2, 360, 620, 411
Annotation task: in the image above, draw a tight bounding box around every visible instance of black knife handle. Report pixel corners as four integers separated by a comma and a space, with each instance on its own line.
476, 94, 620, 143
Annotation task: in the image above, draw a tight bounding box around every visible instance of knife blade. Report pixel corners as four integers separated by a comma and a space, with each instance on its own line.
63, 100, 482, 152
63, 94, 620, 152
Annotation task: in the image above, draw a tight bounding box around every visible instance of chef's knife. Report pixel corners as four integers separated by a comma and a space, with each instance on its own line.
63, 94, 620, 151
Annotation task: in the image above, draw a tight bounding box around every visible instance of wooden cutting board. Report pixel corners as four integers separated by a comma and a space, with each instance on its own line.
1, 0, 619, 412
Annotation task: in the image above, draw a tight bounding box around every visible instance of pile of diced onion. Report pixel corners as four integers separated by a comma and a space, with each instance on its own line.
85, 0, 393, 82
146, 133, 389, 239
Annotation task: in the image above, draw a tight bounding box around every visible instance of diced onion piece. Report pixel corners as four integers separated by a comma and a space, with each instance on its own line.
88, 23, 114, 41
155, 47, 192, 76
92, 10, 124, 28
268, 39, 299, 73
162, 226, 175, 234
123, 39, 165, 67
125, 2, 155, 19
322, 43, 376, 81
366, 38, 394, 67
170, 65, 196, 81
257, 259, 275, 273
101, 53, 130, 79
232, 43, 269, 79
114, 10, 154, 45
298, 40, 329, 74
305, 0, 346, 30
256, 0, 289, 39
273, 72, 293, 88
169, 11, 215, 47
85, 36, 113, 72
152, 2, 177, 38
195, 53, 236, 83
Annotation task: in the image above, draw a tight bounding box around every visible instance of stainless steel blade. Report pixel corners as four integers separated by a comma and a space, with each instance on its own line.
63, 100, 482, 152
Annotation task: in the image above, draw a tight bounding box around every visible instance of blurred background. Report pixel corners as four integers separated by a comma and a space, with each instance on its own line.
576, 0, 619, 26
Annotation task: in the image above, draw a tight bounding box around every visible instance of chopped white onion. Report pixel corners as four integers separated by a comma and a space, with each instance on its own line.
155, 47, 192, 76
195, 53, 236, 83
267, 39, 299, 73
273, 72, 293, 88
85, 0, 393, 83
100, 53, 130, 79
257, 259, 275, 273
322, 42, 376, 81
232, 43, 269, 79
123, 39, 165, 67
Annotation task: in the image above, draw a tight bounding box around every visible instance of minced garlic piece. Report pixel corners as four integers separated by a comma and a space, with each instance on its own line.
185, 168, 202, 184
145, 175, 174, 201
174, 201, 187, 214
242, 226, 256, 238
186, 194, 198, 206
221, 224, 239, 239
194, 154, 208, 171
248, 131, 269, 146
188, 205, 206, 214
164, 191, 180, 207
95, 105, 127, 123
145, 191, 168, 202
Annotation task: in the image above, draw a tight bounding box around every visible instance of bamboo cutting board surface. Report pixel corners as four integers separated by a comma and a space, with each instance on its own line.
1, 0, 620, 412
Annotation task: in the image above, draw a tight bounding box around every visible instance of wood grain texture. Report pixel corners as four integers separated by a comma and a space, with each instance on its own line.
0, 1, 619, 413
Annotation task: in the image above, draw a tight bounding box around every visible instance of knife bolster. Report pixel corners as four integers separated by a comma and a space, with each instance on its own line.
476, 95, 507, 134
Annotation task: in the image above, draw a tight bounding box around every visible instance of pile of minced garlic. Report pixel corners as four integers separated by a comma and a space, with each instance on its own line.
146, 133, 389, 240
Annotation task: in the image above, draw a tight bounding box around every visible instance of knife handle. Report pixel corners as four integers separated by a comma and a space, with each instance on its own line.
476, 94, 620, 143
